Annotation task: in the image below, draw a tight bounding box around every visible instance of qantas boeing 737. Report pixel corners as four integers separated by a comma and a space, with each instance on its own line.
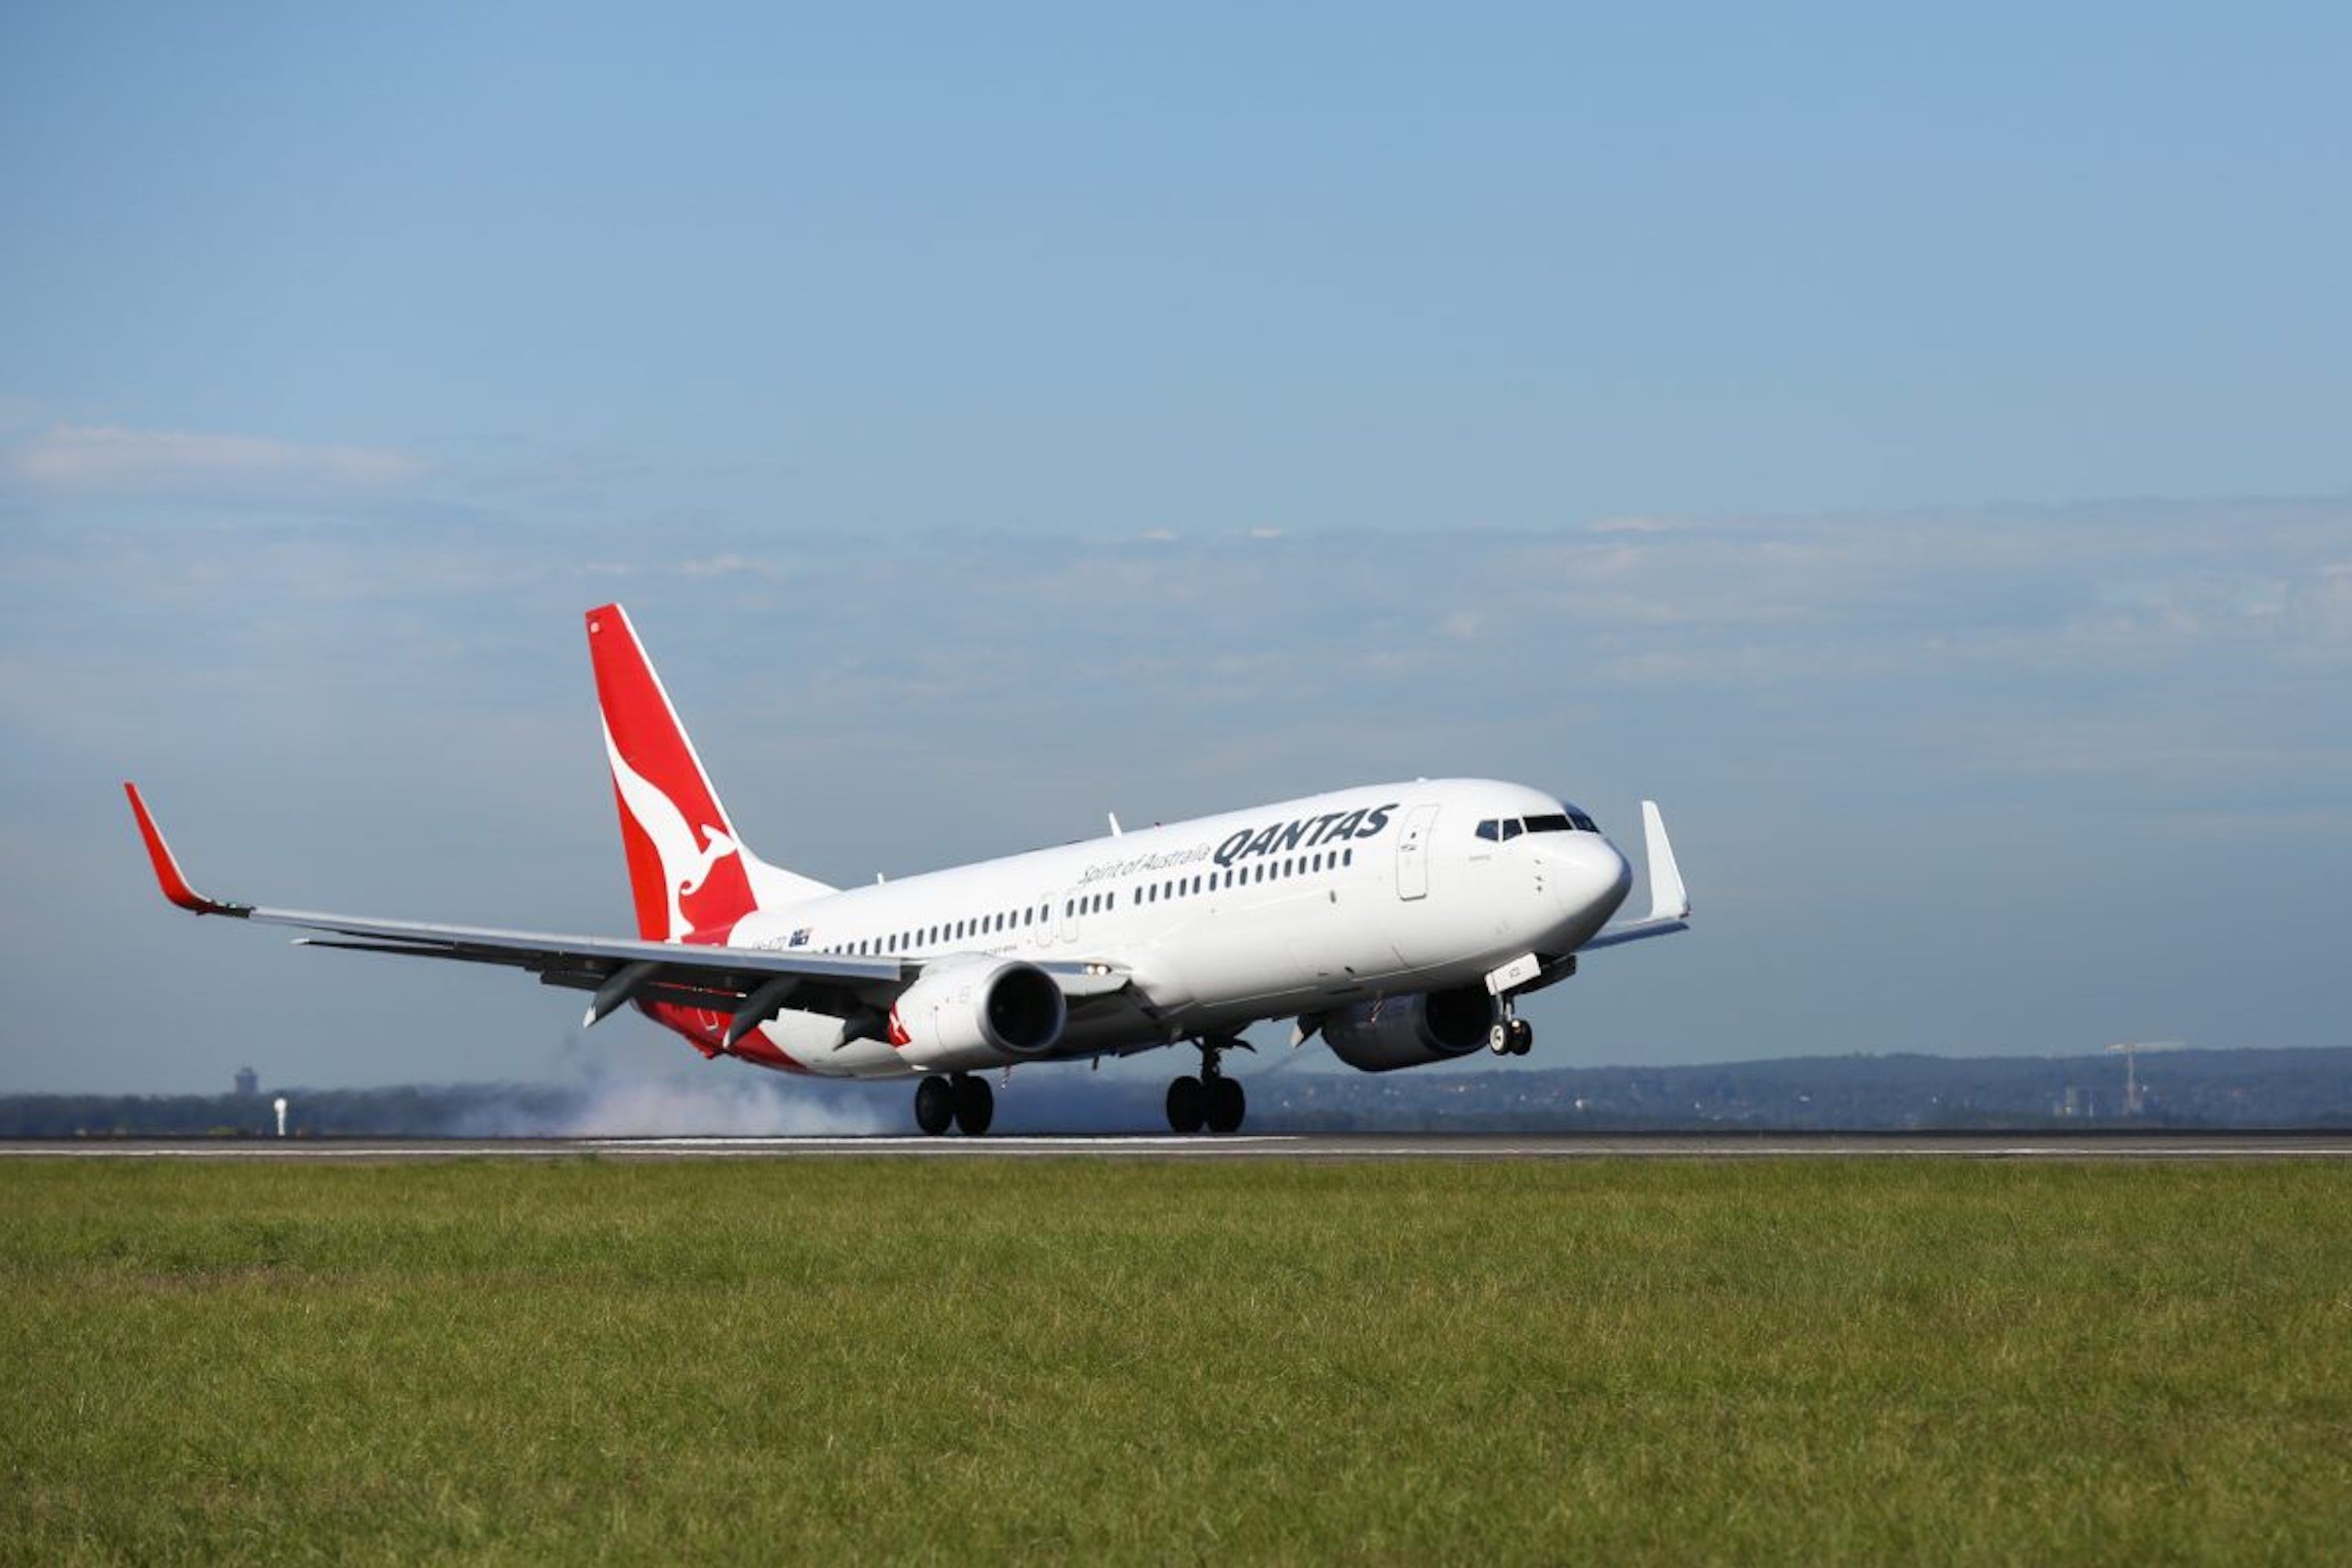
127, 604, 1690, 1134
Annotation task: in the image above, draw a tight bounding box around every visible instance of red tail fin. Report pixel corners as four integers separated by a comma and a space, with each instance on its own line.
586, 604, 760, 942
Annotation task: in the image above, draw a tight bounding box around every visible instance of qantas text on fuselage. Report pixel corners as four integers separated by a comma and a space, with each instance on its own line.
126, 604, 1690, 1135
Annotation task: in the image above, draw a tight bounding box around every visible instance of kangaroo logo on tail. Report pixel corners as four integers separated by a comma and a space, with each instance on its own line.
602, 722, 743, 941
587, 604, 761, 942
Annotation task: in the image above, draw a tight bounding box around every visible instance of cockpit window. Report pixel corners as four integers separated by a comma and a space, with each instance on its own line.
1544, 803, 1604, 833
1485, 808, 1602, 840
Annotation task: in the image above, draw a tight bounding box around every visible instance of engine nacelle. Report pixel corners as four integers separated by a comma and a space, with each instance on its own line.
1322, 985, 1497, 1073
887, 956, 1067, 1072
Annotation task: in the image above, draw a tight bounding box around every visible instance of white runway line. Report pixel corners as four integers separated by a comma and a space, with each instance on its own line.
583, 1134, 1305, 1149
9, 1135, 2352, 1160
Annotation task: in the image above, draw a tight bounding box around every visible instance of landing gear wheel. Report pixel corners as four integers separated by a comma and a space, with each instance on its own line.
1489, 1022, 1512, 1055
914, 1075, 956, 1137
953, 1074, 994, 1136
1166, 1075, 1206, 1134
1507, 1017, 1535, 1056
1204, 1074, 1246, 1134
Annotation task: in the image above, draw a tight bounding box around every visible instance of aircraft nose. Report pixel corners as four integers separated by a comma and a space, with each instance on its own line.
1541, 834, 1634, 924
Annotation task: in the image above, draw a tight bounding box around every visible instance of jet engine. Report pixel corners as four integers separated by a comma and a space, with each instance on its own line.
887, 955, 1067, 1072
1321, 985, 1497, 1073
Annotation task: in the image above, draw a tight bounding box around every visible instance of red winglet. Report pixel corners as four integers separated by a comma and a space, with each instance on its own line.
124, 782, 245, 916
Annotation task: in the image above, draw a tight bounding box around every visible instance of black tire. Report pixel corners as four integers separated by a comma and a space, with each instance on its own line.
914, 1075, 956, 1136
953, 1075, 994, 1137
1508, 1017, 1535, 1056
1204, 1074, 1246, 1134
1166, 1075, 1206, 1134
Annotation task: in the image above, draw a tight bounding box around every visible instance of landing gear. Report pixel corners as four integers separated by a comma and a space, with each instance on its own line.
1488, 1011, 1535, 1056
915, 1073, 994, 1136
915, 1074, 956, 1136
1167, 1038, 1247, 1134
1205, 1074, 1246, 1134
1167, 1075, 1205, 1134
953, 1073, 993, 1136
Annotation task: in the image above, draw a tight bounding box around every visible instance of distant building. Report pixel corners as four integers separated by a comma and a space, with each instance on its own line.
234, 1066, 259, 1098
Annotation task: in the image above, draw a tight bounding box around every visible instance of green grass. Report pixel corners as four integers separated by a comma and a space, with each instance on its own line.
4, 1158, 2350, 1566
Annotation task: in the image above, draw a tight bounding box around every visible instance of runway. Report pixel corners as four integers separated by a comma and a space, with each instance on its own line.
9, 1131, 2352, 1161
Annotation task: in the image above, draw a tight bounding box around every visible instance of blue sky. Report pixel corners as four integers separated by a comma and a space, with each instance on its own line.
2, 5, 2347, 1095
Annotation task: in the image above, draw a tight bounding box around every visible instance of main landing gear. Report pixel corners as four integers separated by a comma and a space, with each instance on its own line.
1167, 1038, 1247, 1134
1488, 1007, 1534, 1057
914, 1073, 993, 1136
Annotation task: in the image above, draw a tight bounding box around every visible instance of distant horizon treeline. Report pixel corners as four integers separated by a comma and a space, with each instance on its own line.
7, 1046, 2352, 1137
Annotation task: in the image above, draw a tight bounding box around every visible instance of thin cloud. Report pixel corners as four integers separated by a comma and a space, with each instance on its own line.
3, 423, 428, 506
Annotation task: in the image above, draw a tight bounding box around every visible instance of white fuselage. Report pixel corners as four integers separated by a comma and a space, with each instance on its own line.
720, 779, 1632, 1077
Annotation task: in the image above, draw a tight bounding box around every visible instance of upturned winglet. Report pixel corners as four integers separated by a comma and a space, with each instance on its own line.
123, 782, 251, 916
1577, 800, 1690, 952
1640, 800, 1688, 922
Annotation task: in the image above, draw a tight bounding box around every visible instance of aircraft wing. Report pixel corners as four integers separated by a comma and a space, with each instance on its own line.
1580, 800, 1691, 952
126, 783, 1123, 1043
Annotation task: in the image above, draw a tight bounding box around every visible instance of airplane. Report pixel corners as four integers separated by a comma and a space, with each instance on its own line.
126, 603, 1690, 1136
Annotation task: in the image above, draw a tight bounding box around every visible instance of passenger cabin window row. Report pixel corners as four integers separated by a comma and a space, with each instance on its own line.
1475, 810, 1598, 842
1133, 847, 1353, 906
806, 844, 1368, 957
828, 900, 1058, 958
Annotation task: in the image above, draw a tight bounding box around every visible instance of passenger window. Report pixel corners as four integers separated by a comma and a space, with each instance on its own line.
1344, 848, 1354, 866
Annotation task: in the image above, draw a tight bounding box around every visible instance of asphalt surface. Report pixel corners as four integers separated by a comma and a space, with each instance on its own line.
8, 1131, 2352, 1160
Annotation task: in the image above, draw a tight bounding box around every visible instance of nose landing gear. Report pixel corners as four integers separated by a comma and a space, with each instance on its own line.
1487, 1008, 1534, 1056
1167, 1036, 1247, 1134
913, 1073, 995, 1136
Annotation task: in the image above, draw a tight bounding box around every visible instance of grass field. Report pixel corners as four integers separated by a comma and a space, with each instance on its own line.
4, 1157, 2350, 1565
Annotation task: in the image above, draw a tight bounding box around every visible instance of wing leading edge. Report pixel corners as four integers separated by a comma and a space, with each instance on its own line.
124, 783, 1125, 1043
